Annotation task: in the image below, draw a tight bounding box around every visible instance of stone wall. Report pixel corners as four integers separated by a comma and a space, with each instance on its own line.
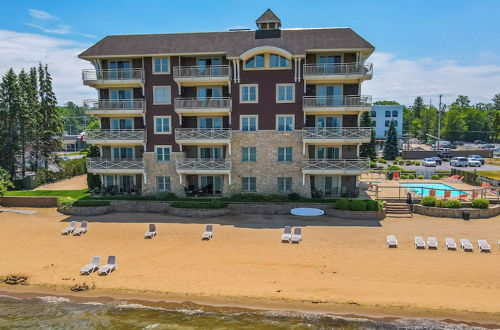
413, 204, 500, 219
142, 151, 184, 196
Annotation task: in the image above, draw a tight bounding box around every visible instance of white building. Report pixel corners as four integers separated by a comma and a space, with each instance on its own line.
371, 105, 403, 139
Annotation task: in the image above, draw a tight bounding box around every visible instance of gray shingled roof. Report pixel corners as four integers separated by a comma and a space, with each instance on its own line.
79, 28, 374, 59
256, 9, 281, 24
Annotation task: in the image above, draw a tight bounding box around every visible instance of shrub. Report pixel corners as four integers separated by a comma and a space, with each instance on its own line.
366, 200, 381, 211
386, 165, 403, 171
334, 199, 351, 210
408, 174, 416, 179
440, 175, 449, 179
405, 160, 413, 165
287, 192, 301, 201
170, 201, 226, 209
413, 161, 420, 166
379, 159, 388, 164
156, 192, 178, 201
350, 200, 367, 211
430, 174, 440, 180
211, 199, 223, 208
444, 199, 461, 208
370, 161, 377, 168
471, 198, 489, 209
72, 200, 110, 207
57, 197, 74, 209
417, 175, 424, 179
421, 196, 436, 207
435, 199, 445, 208
400, 174, 408, 179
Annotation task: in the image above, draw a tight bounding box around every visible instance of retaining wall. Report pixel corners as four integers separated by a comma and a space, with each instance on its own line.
413, 204, 500, 219
0, 196, 58, 207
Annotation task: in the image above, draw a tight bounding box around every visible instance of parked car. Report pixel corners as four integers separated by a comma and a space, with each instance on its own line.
474, 140, 486, 144
468, 155, 485, 165
480, 144, 495, 149
437, 152, 453, 161
430, 156, 442, 165
450, 157, 468, 167
422, 158, 437, 167
453, 141, 466, 146
436, 147, 451, 151
467, 158, 482, 167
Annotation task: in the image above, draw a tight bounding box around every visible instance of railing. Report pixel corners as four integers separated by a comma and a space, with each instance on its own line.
174, 97, 231, 109
303, 62, 373, 77
173, 65, 231, 79
86, 129, 145, 141
303, 158, 370, 171
303, 127, 371, 139
175, 128, 232, 140
176, 158, 231, 171
303, 95, 372, 108
84, 99, 145, 111
87, 158, 144, 171
82, 69, 144, 82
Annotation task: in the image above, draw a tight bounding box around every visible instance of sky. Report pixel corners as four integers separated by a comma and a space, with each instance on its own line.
0, 0, 499, 106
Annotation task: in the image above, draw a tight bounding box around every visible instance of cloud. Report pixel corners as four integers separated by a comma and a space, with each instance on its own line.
0, 30, 95, 105
25, 23, 71, 35
28, 9, 58, 20
363, 52, 500, 106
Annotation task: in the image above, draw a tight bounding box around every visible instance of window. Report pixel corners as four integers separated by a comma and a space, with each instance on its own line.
154, 116, 171, 134
277, 177, 292, 192
104, 175, 114, 187
156, 176, 171, 192
385, 120, 390, 127
270, 54, 290, 68
392, 110, 398, 117
385, 110, 391, 117
371, 111, 376, 117
241, 177, 256, 192
240, 115, 258, 132
155, 145, 171, 162
153, 57, 170, 74
276, 84, 294, 103
153, 86, 171, 105
242, 147, 256, 162
277, 115, 294, 131
278, 147, 292, 162
245, 54, 265, 68
240, 84, 258, 103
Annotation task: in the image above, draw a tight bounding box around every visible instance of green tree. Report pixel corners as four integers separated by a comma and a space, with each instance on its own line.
452, 95, 471, 109
373, 100, 400, 105
17, 69, 37, 178
492, 93, 500, 110
0, 69, 21, 177
359, 112, 376, 160
492, 111, 500, 141
0, 167, 14, 197
402, 106, 412, 133
28, 67, 42, 171
412, 96, 425, 118
442, 107, 467, 141
383, 120, 399, 160
86, 145, 101, 190
463, 107, 489, 142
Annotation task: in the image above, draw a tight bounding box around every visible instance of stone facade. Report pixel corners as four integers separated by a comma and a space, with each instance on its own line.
142, 152, 185, 196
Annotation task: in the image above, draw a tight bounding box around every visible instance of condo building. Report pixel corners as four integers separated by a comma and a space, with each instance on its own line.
80, 9, 374, 198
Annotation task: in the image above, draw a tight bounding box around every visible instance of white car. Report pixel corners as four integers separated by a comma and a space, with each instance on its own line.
450, 157, 468, 167
422, 158, 437, 167
467, 158, 482, 167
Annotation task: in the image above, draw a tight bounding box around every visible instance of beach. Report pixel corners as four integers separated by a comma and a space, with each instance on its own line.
1, 208, 500, 327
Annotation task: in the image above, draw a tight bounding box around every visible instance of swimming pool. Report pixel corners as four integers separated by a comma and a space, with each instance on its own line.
400, 183, 469, 197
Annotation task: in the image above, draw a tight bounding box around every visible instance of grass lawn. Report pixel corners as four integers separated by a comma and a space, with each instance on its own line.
476, 171, 500, 180
485, 158, 500, 166
5, 189, 89, 200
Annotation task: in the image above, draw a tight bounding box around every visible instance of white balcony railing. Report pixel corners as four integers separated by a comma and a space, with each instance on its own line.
176, 158, 231, 171
174, 97, 231, 110
173, 65, 231, 79
303, 62, 373, 77
82, 69, 144, 83
86, 129, 145, 142
302, 158, 370, 171
84, 99, 145, 112
303, 127, 371, 140
175, 128, 231, 141
87, 158, 144, 171
303, 96, 372, 108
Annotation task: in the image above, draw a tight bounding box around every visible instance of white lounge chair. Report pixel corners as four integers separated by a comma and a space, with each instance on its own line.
386, 235, 398, 248
73, 221, 88, 236
61, 221, 77, 235
445, 238, 457, 250
98, 256, 117, 275
478, 240, 491, 252
427, 237, 438, 249
281, 226, 292, 243
291, 227, 302, 243
202, 225, 213, 240
144, 223, 157, 239
80, 256, 100, 275
414, 236, 425, 249
460, 239, 473, 252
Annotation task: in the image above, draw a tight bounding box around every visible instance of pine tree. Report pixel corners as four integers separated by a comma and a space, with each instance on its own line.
17, 70, 33, 178
359, 112, 376, 160
383, 120, 399, 160
412, 96, 425, 118
28, 67, 42, 171
493, 93, 500, 110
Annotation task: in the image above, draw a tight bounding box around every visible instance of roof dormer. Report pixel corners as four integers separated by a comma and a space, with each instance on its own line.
255, 9, 281, 30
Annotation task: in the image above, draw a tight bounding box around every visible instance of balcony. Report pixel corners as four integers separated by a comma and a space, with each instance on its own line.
174, 97, 231, 115
87, 158, 144, 174
302, 96, 372, 113
175, 128, 232, 146
82, 69, 144, 87
173, 65, 231, 84
84, 99, 145, 117
86, 129, 145, 146
302, 127, 371, 144
176, 158, 231, 175
302, 158, 370, 175
303, 62, 373, 81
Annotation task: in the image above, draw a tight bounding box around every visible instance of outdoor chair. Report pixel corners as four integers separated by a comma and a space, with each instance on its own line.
414, 236, 426, 249
61, 221, 77, 235
281, 226, 292, 243
202, 224, 213, 240
386, 235, 398, 248
73, 221, 88, 236
460, 239, 473, 252
477, 240, 491, 252
427, 237, 438, 249
445, 238, 457, 250
291, 227, 302, 243
144, 224, 157, 239
98, 256, 117, 275
80, 256, 100, 275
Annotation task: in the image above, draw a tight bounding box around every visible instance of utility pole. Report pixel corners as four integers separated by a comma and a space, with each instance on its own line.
438, 94, 442, 146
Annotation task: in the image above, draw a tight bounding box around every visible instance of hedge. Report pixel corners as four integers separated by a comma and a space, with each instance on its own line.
334, 199, 383, 211
170, 200, 227, 209
471, 198, 489, 209
421, 196, 436, 207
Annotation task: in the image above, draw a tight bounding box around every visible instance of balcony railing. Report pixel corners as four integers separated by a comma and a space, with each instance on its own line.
87, 158, 144, 171
303, 96, 372, 108
174, 97, 231, 110
303, 127, 371, 140
84, 99, 145, 112
87, 129, 145, 142
175, 128, 231, 141
176, 158, 231, 171
82, 69, 144, 83
302, 158, 370, 171
173, 65, 231, 79
303, 62, 373, 77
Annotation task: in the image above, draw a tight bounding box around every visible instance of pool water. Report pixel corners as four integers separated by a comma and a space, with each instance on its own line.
401, 183, 468, 197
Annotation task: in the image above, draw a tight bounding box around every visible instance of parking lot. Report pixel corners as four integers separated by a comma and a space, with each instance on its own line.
404, 162, 500, 172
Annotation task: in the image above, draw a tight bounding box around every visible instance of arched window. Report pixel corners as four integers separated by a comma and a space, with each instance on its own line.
245, 54, 265, 68
270, 54, 289, 68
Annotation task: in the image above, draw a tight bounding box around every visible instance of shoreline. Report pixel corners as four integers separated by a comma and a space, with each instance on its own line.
1, 284, 499, 328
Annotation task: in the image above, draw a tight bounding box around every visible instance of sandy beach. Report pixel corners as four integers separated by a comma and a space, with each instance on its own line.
1, 208, 500, 326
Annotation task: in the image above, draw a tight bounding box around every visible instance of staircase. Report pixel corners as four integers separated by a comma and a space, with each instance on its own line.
385, 203, 412, 216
